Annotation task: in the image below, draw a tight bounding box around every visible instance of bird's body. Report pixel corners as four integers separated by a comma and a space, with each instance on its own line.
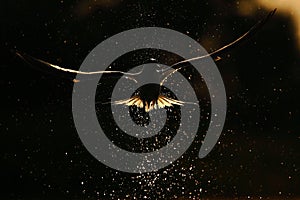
114, 83, 184, 112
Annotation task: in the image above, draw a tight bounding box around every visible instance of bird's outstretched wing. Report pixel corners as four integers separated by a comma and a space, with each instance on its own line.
160, 9, 277, 86
15, 50, 144, 82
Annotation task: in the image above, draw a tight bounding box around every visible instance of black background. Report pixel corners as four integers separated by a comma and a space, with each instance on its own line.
1, 0, 299, 199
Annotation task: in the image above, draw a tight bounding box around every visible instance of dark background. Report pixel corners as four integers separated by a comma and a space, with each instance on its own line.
1, 0, 299, 199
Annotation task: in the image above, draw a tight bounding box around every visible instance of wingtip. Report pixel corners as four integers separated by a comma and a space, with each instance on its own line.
269, 8, 277, 17
14, 49, 23, 59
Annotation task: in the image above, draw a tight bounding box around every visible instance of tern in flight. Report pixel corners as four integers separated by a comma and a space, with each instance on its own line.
16, 9, 276, 112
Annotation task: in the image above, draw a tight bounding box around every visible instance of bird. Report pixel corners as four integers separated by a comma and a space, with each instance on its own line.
15, 9, 276, 113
